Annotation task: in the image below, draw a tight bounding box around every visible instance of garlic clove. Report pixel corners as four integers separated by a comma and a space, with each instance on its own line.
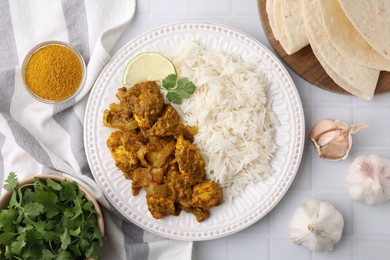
346, 154, 390, 205
309, 119, 369, 160
316, 130, 340, 146
319, 134, 350, 160
309, 119, 342, 141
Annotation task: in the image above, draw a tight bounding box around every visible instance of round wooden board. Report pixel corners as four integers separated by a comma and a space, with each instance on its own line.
257, 0, 390, 95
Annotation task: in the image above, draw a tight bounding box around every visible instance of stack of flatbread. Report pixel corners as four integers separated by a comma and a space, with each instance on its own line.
266, 0, 390, 100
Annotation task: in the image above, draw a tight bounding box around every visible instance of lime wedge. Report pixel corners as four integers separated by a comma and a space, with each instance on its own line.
122, 52, 177, 85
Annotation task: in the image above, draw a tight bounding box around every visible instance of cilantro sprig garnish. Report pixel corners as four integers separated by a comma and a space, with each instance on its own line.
0, 173, 104, 260
162, 74, 196, 105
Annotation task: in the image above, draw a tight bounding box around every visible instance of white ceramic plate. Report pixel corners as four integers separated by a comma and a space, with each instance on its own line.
84, 22, 305, 241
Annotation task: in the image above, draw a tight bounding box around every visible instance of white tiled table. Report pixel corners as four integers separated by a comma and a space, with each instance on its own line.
112, 0, 390, 259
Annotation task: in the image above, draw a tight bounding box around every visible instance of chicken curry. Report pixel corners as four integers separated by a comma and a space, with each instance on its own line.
103, 81, 222, 222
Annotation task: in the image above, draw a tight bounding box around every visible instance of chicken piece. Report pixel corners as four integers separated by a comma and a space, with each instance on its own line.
131, 167, 164, 195
107, 130, 146, 178
147, 105, 198, 141
131, 81, 165, 129
145, 183, 177, 219
116, 86, 139, 105
146, 136, 174, 152
175, 136, 205, 185
167, 166, 192, 207
146, 195, 177, 219
108, 82, 165, 130
191, 180, 222, 210
188, 207, 210, 222
103, 103, 138, 130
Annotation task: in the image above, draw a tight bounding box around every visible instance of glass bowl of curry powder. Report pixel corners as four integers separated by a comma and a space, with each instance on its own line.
22, 41, 86, 104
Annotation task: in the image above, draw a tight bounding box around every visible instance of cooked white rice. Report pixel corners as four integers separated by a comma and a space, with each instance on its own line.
171, 42, 278, 201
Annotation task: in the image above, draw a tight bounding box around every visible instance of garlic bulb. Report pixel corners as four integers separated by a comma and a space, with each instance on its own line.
309, 119, 369, 160
288, 198, 344, 254
346, 154, 390, 205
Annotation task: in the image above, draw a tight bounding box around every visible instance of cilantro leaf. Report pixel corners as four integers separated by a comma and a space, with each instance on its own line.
161, 74, 197, 104
176, 89, 192, 99
60, 228, 71, 250
0, 232, 17, 244
46, 178, 62, 191
22, 188, 33, 204
162, 74, 177, 90
11, 233, 26, 254
24, 202, 44, 219
56, 250, 73, 260
60, 180, 77, 201
4, 172, 18, 191
0, 209, 18, 231
166, 92, 182, 105
86, 241, 103, 260
42, 249, 56, 260
177, 77, 196, 94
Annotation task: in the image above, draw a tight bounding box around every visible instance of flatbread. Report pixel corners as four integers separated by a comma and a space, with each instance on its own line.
338, 0, 390, 60
281, 0, 309, 54
270, 0, 308, 55
266, 0, 279, 40
273, 0, 288, 51
311, 44, 375, 100
319, 0, 390, 71
302, 0, 379, 100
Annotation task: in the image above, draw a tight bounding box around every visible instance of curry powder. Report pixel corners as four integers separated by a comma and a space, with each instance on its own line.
25, 45, 83, 101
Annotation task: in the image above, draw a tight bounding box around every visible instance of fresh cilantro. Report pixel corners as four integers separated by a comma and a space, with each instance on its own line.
46, 178, 62, 191
3, 172, 18, 191
161, 74, 197, 104
162, 74, 177, 90
0, 174, 105, 259
166, 92, 182, 105
42, 249, 56, 260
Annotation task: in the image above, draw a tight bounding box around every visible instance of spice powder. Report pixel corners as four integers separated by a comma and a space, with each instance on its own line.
25, 45, 83, 101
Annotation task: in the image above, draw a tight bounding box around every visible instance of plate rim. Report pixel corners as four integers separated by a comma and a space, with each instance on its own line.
84, 21, 305, 241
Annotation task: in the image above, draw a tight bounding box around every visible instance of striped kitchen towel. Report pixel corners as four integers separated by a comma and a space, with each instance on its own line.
0, 0, 192, 259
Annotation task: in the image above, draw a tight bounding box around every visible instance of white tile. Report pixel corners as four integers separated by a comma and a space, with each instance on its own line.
229, 238, 269, 259
270, 193, 311, 235
354, 201, 390, 236
356, 240, 390, 260
294, 76, 314, 106
313, 154, 350, 193
351, 147, 390, 159
193, 238, 229, 260
111, 17, 152, 54
231, 18, 265, 43
290, 148, 312, 191
190, 0, 230, 15
314, 88, 353, 104
152, 0, 190, 15
136, 0, 151, 15
303, 106, 313, 142
231, 0, 259, 16
272, 238, 311, 260
237, 214, 270, 236
152, 17, 231, 28
315, 105, 353, 123
353, 107, 390, 148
